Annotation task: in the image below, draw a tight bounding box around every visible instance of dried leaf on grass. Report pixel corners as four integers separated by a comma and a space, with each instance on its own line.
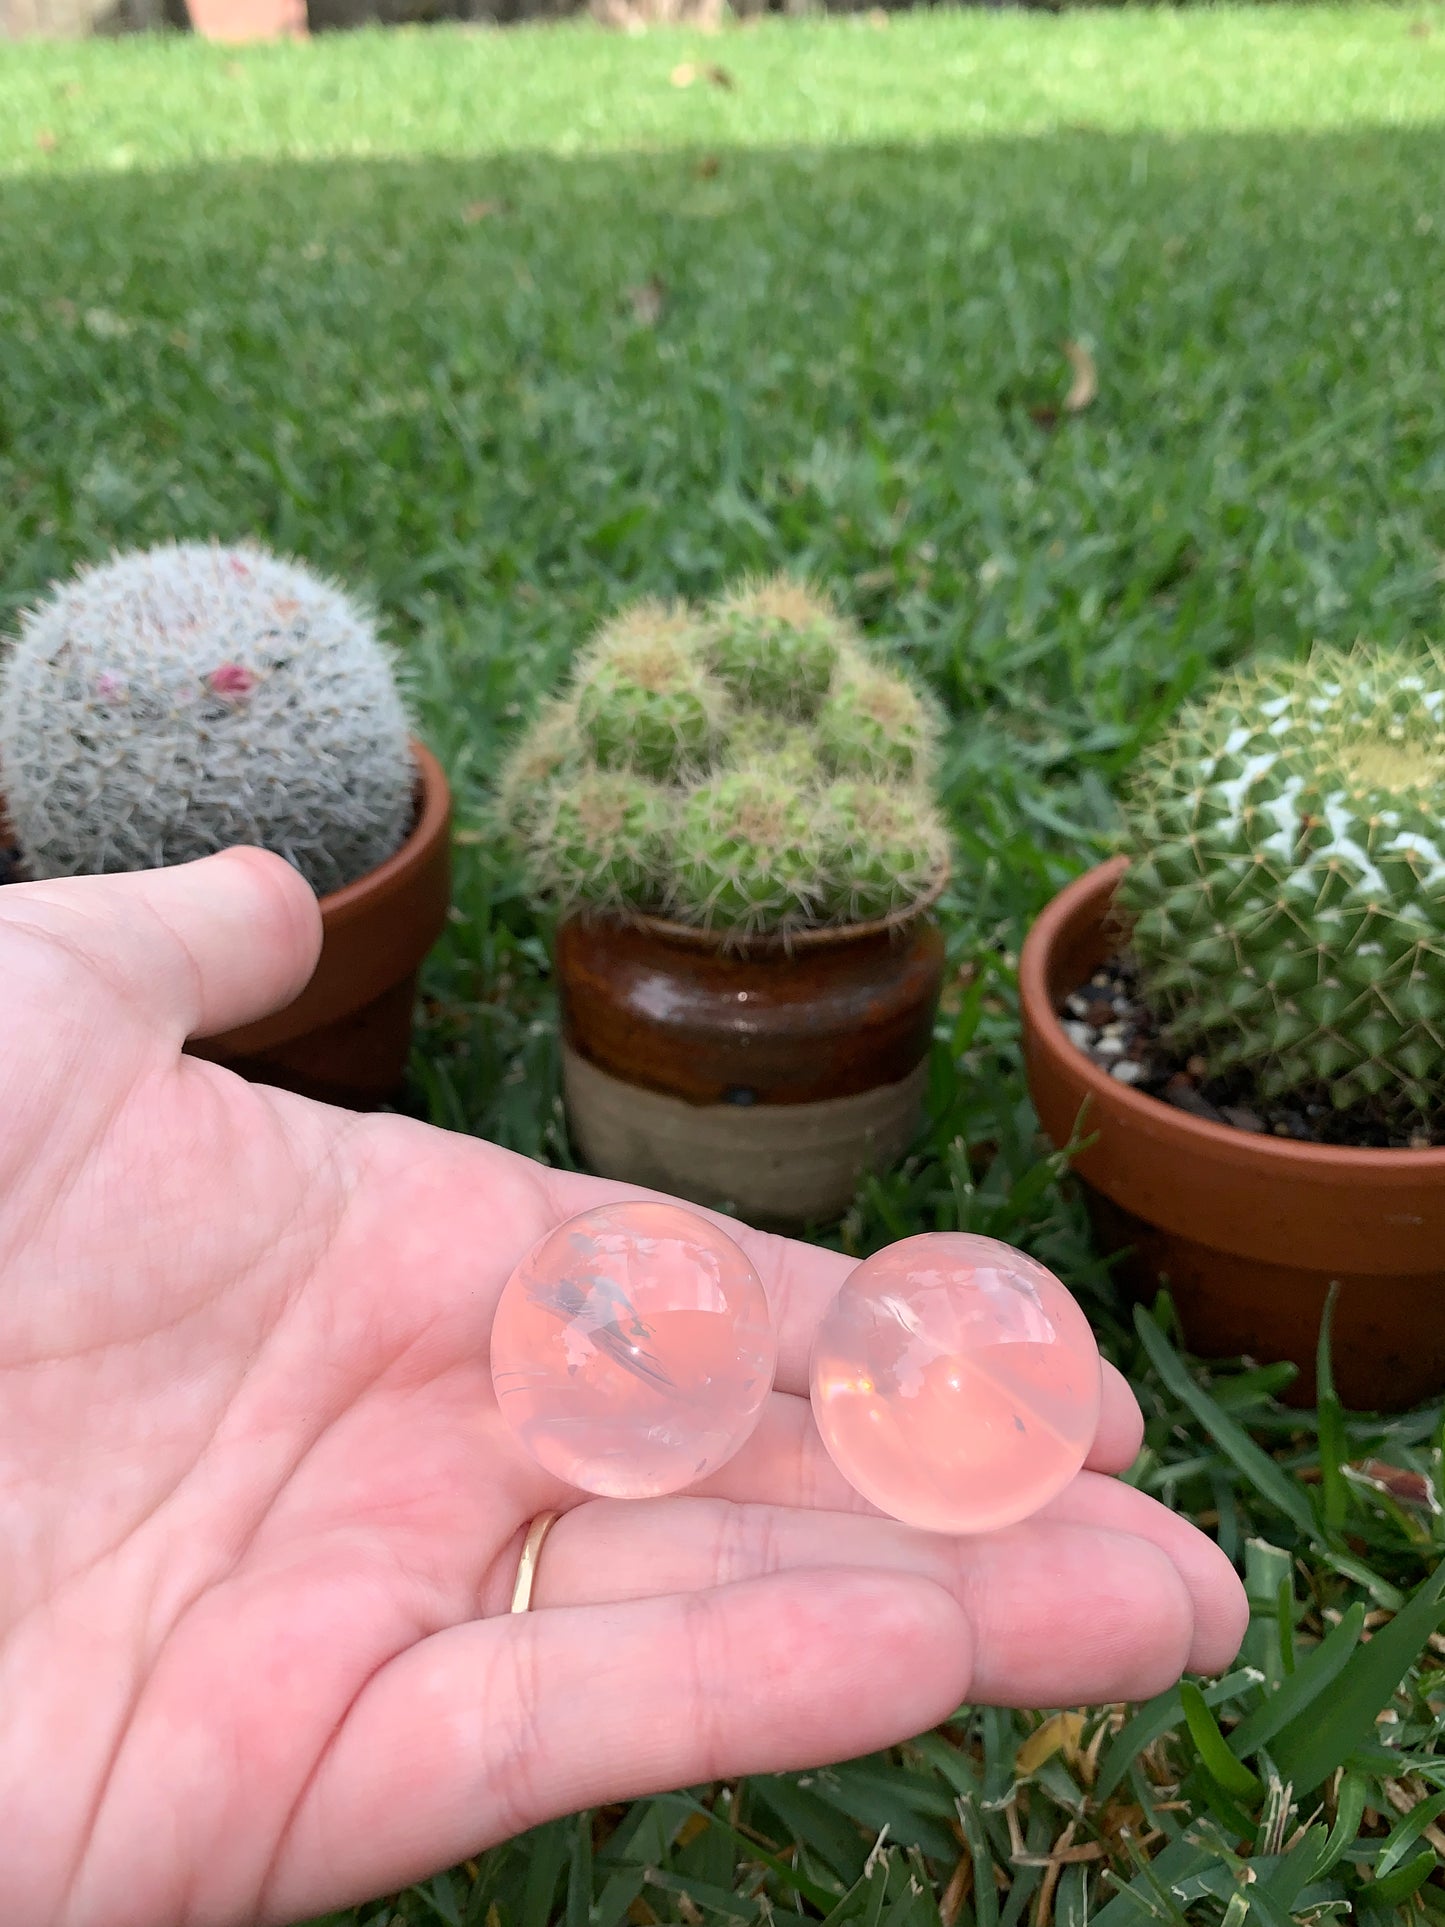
1025, 341, 1097, 428
1016, 1710, 1087, 1776
461, 199, 503, 224
628, 276, 667, 326
670, 60, 734, 88
1063, 339, 1099, 412
1353, 1459, 1435, 1507
938, 1849, 972, 1926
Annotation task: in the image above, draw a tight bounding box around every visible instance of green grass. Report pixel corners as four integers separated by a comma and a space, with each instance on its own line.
3, 6, 1445, 1922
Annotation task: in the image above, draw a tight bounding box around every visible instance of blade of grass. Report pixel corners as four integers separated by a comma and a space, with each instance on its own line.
1374, 1789, 1445, 1878
1095, 1670, 1262, 1804
1133, 1310, 1316, 1537
1271, 1562, 1445, 1792
954, 1797, 998, 1927
1090, 1835, 1217, 1927
1229, 1602, 1366, 1758
1314, 1284, 1350, 1534
1366, 1847, 1440, 1907
1313, 1770, 1368, 1878
1179, 1684, 1263, 1800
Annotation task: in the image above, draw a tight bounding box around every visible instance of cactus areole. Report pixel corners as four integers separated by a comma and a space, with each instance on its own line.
499, 576, 950, 1226
1117, 644, 1445, 1120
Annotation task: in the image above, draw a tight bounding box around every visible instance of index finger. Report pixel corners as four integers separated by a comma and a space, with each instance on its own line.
542, 1165, 1144, 1474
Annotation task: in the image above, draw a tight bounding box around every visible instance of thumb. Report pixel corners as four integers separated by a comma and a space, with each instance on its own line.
3, 848, 323, 1041
263, 1570, 973, 1924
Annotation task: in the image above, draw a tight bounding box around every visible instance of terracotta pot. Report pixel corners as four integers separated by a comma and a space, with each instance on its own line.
1020, 856, 1445, 1411
185, 0, 308, 40
556, 896, 947, 1228
1, 741, 450, 1109
188, 740, 452, 1106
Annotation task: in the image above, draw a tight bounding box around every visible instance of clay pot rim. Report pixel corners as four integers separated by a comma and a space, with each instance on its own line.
1021, 854, 1445, 1175
313, 738, 450, 932
563, 872, 949, 958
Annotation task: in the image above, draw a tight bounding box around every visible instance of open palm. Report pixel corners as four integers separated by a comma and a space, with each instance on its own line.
0, 852, 1247, 1927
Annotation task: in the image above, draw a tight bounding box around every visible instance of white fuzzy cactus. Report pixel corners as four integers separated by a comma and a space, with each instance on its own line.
0, 541, 415, 896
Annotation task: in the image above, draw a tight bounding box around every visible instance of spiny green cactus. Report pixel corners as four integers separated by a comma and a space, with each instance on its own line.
495, 695, 583, 839
818, 780, 951, 924
670, 769, 826, 933
500, 582, 951, 935
817, 652, 938, 782
0, 540, 414, 896
1117, 642, 1445, 1112
531, 769, 671, 912
574, 600, 725, 782
703, 575, 842, 718
721, 711, 826, 788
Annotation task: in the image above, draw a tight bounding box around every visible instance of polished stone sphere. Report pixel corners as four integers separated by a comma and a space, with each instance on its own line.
810, 1232, 1101, 1533
490, 1200, 776, 1497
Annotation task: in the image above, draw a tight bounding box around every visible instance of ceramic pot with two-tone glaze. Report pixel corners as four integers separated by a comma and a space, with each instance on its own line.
555, 896, 946, 1229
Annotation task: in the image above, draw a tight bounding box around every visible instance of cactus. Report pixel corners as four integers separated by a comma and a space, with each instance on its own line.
670, 769, 827, 934
496, 695, 584, 839
574, 600, 726, 783
817, 652, 938, 782
721, 711, 826, 788
818, 780, 951, 924
703, 575, 842, 718
0, 541, 414, 897
502, 582, 952, 936
529, 769, 671, 913
1117, 642, 1445, 1113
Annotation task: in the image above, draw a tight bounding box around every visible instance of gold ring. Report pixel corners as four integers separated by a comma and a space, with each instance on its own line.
509, 1510, 561, 1613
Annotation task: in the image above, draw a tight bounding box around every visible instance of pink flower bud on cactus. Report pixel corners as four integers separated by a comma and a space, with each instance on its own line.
207, 662, 255, 698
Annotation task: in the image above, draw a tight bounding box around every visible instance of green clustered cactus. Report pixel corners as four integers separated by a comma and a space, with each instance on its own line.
498, 576, 949, 936
575, 601, 724, 782
0, 541, 415, 896
1117, 642, 1445, 1113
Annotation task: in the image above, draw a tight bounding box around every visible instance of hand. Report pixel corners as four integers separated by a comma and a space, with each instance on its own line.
0, 852, 1247, 1927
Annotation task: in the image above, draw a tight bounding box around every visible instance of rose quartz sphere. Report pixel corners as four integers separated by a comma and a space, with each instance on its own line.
490, 1200, 777, 1498
810, 1233, 1101, 1534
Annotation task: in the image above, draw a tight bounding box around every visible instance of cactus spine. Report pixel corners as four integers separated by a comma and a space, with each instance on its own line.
501, 574, 950, 935
533, 769, 671, 912
1117, 642, 1445, 1113
575, 601, 725, 782
0, 541, 415, 897
703, 577, 841, 717
816, 651, 938, 782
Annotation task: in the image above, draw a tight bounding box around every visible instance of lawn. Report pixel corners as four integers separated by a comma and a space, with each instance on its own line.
3, 5, 1445, 1921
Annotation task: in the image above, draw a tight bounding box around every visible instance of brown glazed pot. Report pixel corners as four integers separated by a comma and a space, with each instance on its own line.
184, 740, 452, 1107
556, 895, 947, 1228
1020, 856, 1445, 1411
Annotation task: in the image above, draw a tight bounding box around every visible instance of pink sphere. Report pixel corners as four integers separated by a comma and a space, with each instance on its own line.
810, 1233, 1101, 1533
491, 1200, 777, 1498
